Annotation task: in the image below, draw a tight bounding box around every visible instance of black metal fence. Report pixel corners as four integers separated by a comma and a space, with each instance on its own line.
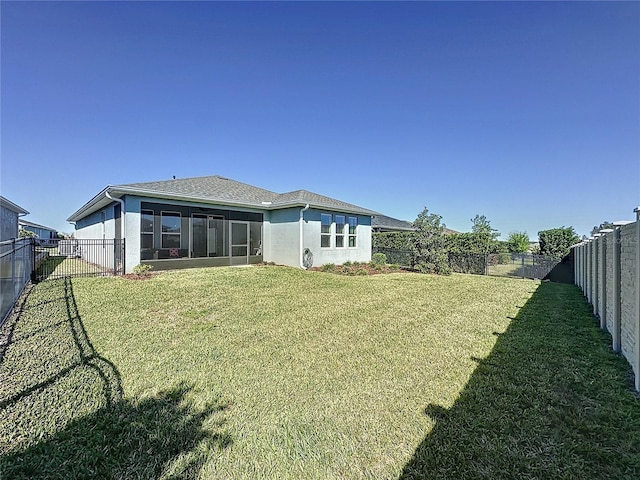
372, 247, 567, 281
34, 238, 125, 282
0, 238, 125, 326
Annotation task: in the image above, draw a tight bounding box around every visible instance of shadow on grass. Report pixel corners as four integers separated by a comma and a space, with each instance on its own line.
0, 278, 231, 479
400, 281, 640, 479
34, 254, 66, 281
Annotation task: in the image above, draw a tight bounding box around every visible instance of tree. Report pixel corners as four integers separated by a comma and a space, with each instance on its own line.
471, 214, 500, 239
470, 214, 500, 254
590, 221, 615, 236
18, 228, 37, 238
506, 231, 530, 253
538, 227, 579, 258
410, 207, 451, 275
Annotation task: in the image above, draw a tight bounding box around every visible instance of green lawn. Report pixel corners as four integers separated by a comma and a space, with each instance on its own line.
1, 267, 638, 479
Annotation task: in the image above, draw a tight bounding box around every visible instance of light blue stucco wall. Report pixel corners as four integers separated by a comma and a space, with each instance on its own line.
264, 207, 372, 268
264, 208, 301, 266
74, 196, 373, 271
301, 209, 372, 267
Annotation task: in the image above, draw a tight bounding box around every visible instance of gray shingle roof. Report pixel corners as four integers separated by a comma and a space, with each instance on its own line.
272, 189, 378, 215
121, 175, 279, 205
68, 175, 378, 221
372, 214, 415, 231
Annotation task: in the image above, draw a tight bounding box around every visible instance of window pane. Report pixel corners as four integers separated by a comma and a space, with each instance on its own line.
141, 234, 153, 249
162, 234, 180, 248
321, 235, 331, 248
335, 215, 345, 226
349, 236, 356, 248
162, 212, 181, 233
348, 217, 357, 234
141, 210, 154, 233
336, 235, 344, 248
321, 214, 332, 226
321, 224, 331, 234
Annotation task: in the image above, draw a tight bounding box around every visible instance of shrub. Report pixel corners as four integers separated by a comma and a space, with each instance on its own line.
372, 231, 413, 250
371, 252, 387, 266
538, 227, 579, 258
355, 268, 369, 276
411, 207, 451, 275
320, 263, 336, 272
132, 264, 153, 276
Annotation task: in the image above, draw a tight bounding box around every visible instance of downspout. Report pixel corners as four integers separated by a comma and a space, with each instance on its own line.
299, 204, 310, 268
105, 191, 125, 239
106, 191, 126, 275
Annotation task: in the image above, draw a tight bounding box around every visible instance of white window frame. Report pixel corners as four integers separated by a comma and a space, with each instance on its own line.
161, 211, 181, 249
141, 209, 155, 249
321, 213, 332, 248
348, 216, 357, 248
335, 215, 346, 249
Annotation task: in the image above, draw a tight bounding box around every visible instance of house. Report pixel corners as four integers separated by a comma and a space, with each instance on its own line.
67, 175, 378, 273
0, 196, 29, 241
372, 214, 415, 233
18, 219, 59, 246
372, 214, 459, 235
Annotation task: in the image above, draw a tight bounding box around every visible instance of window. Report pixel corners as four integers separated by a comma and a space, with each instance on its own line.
141, 210, 154, 249
161, 211, 181, 248
321, 214, 332, 248
335, 215, 346, 248
348, 217, 357, 247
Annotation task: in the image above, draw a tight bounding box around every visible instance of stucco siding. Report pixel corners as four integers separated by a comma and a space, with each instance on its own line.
1, 206, 19, 241
266, 208, 300, 267
302, 209, 372, 267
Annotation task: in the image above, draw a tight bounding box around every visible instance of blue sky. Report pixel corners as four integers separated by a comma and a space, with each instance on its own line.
2, 1, 639, 238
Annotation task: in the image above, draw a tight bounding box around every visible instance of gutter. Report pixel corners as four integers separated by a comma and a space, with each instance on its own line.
105, 191, 126, 239
299, 203, 310, 268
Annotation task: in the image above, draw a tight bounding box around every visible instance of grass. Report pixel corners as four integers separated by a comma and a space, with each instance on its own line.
1, 266, 639, 479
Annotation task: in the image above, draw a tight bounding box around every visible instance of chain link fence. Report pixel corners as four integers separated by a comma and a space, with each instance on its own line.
372, 247, 567, 281
1, 238, 34, 325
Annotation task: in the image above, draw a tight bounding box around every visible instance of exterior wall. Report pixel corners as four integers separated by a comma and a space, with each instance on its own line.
302, 209, 372, 267
573, 216, 639, 391
75, 197, 374, 272
265, 208, 300, 267
1, 206, 20, 241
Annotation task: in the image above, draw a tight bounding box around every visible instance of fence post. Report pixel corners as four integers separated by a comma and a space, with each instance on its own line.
634, 207, 640, 392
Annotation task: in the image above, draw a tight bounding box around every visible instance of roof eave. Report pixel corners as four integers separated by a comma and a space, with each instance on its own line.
0, 197, 29, 215
271, 200, 378, 216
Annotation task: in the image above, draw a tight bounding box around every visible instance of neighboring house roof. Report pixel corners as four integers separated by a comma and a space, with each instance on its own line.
19, 219, 58, 232
372, 214, 415, 232
0, 196, 29, 215
372, 214, 460, 234
68, 175, 379, 222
